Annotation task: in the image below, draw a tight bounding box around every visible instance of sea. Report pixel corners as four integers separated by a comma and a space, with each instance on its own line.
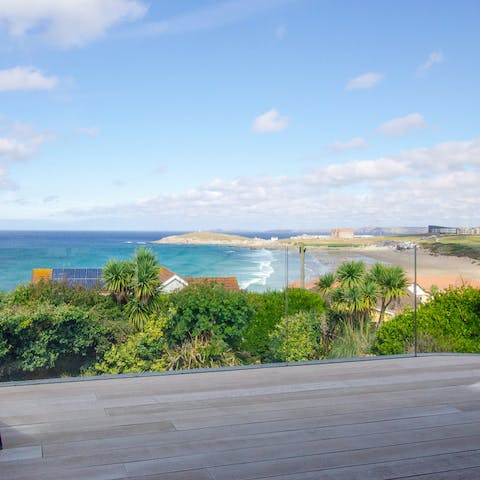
0, 231, 377, 293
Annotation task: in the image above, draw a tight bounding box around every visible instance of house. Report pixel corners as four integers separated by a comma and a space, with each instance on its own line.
32, 266, 241, 293
157, 266, 188, 293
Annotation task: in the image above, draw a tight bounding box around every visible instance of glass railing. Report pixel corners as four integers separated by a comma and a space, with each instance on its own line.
1, 243, 479, 382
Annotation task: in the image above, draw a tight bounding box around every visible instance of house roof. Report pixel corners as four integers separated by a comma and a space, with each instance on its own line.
32, 268, 53, 283
288, 279, 318, 290
408, 275, 480, 293
184, 276, 240, 291
157, 266, 179, 284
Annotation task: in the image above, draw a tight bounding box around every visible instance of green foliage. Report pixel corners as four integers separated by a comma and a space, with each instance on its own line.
269, 311, 325, 362
318, 261, 407, 327
3, 280, 104, 308
166, 283, 254, 349
242, 289, 324, 360
102, 248, 161, 329
374, 286, 480, 355
0, 300, 128, 380
90, 312, 170, 375
0, 280, 130, 380
328, 322, 376, 359
103, 260, 133, 304
164, 333, 240, 370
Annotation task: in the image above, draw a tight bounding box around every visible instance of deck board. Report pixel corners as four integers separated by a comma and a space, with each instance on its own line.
1, 355, 480, 479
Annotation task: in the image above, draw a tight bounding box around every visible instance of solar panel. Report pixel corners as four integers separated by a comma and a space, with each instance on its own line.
51, 268, 104, 289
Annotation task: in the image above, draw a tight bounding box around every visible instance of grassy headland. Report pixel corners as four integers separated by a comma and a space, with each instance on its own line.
419, 235, 480, 261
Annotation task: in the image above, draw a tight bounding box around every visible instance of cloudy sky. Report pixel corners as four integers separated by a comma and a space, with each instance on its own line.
0, 0, 479, 231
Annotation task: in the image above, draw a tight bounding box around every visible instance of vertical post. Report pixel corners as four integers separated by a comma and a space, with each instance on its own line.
414, 244, 418, 357
299, 244, 306, 289
285, 245, 289, 363
285, 245, 289, 318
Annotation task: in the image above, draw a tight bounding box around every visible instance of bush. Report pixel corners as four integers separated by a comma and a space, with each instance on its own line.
0, 281, 131, 380
243, 289, 324, 360
0, 302, 128, 380
90, 312, 170, 375
164, 333, 240, 370
374, 286, 480, 355
3, 280, 104, 308
166, 284, 254, 349
269, 311, 325, 362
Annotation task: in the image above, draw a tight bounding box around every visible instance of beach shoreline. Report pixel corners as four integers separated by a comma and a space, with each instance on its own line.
153, 232, 480, 283
306, 245, 480, 283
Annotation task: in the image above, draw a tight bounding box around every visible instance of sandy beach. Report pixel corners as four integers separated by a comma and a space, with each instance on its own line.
154, 232, 480, 288
312, 245, 480, 282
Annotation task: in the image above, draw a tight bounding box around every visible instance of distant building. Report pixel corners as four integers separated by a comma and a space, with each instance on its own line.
330, 228, 355, 239
428, 225, 459, 235
457, 226, 480, 235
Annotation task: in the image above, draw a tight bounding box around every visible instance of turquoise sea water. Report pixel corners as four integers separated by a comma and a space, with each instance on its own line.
0, 231, 333, 293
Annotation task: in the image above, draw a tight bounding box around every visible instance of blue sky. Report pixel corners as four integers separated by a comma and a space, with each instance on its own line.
0, 0, 479, 230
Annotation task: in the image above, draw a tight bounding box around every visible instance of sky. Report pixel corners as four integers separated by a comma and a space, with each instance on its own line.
0, 0, 479, 231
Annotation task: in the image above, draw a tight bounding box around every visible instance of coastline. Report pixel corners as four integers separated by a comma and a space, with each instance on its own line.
153, 232, 480, 284
308, 245, 480, 282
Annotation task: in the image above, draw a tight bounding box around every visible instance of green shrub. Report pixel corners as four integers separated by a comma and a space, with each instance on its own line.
243, 289, 324, 360
269, 311, 325, 362
0, 302, 128, 380
166, 284, 254, 349
164, 333, 240, 370
374, 286, 480, 355
90, 312, 170, 375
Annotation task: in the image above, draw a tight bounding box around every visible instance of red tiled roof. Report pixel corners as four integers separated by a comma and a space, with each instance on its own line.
408, 275, 480, 292
157, 266, 179, 284
184, 277, 240, 291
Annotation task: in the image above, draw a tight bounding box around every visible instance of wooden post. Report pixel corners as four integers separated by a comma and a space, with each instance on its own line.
299, 244, 306, 289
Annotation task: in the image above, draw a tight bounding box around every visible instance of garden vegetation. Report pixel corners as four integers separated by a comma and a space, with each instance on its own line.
1, 248, 479, 381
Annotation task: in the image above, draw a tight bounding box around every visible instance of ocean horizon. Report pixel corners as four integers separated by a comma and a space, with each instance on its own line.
0, 230, 333, 293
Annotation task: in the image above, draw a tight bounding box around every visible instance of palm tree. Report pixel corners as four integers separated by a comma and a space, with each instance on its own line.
102, 260, 133, 304
317, 272, 336, 303
129, 247, 161, 329
132, 247, 160, 305
336, 261, 366, 289
369, 263, 408, 328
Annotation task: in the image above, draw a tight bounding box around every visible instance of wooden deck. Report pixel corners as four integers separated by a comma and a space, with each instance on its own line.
1, 355, 480, 479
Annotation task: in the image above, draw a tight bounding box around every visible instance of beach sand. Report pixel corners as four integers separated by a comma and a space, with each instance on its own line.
311, 245, 480, 282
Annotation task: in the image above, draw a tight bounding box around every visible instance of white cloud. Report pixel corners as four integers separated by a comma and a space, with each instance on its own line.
0, 66, 58, 91
253, 109, 289, 133
0, 119, 51, 190
347, 72, 383, 90
0, 0, 147, 48
60, 136, 480, 228
135, 0, 291, 37
78, 126, 100, 136
332, 137, 369, 152
417, 50, 444, 76
377, 113, 426, 136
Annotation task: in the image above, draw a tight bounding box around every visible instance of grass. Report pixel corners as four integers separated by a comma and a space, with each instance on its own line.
419, 235, 480, 261
328, 322, 376, 359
